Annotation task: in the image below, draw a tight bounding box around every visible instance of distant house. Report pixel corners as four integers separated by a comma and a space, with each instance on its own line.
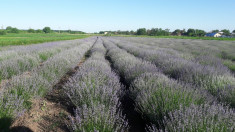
104, 32, 108, 35
205, 33, 221, 37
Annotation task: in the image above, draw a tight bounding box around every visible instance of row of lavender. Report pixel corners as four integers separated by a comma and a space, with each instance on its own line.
0, 37, 96, 130
116, 37, 234, 73
109, 38, 235, 108
0, 39, 79, 61
63, 38, 128, 131
0, 39, 87, 84
103, 38, 235, 131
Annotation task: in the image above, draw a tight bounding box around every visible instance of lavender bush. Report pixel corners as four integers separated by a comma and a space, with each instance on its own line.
103, 38, 214, 130
151, 104, 235, 132
0, 93, 25, 131
64, 39, 128, 131
0, 38, 87, 82
104, 40, 159, 84
130, 73, 213, 126
0, 37, 96, 130
110, 39, 235, 107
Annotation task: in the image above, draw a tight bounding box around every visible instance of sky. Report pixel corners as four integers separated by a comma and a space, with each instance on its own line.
0, 0, 235, 33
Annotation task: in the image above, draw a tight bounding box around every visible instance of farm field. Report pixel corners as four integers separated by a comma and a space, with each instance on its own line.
0, 36, 235, 132
0, 33, 90, 47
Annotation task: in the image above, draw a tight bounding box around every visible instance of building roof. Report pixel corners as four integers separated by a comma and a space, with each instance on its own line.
206, 33, 217, 37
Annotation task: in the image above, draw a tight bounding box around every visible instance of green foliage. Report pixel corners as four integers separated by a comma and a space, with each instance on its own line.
172, 29, 181, 36
233, 30, 235, 33
6, 26, 20, 33
0, 116, 12, 131
148, 28, 170, 36
0, 33, 90, 46
187, 29, 206, 37
221, 29, 230, 36
115, 35, 235, 41
28, 28, 35, 33
43, 27, 51, 33
6, 26, 13, 30
131, 73, 209, 124
0, 30, 7, 35
99, 31, 105, 34
11, 28, 20, 33
224, 60, 235, 72
36, 29, 43, 33
220, 51, 235, 61
212, 29, 219, 33
137, 28, 147, 35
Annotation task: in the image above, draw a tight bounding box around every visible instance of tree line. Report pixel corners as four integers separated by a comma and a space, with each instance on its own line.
99, 28, 235, 37
0, 26, 85, 35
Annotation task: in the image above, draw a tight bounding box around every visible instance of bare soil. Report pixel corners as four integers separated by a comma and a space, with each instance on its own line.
11, 99, 70, 132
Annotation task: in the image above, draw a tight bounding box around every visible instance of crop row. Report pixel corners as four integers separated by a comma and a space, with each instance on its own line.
111, 37, 235, 73
0, 39, 81, 62
108, 38, 235, 108
63, 38, 128, 131
0, 37, 96, 130
103, 38, 235, 131
0, 39, 90, 83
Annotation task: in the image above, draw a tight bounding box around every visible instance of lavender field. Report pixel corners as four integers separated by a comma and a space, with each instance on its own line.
0, 36, 235, 132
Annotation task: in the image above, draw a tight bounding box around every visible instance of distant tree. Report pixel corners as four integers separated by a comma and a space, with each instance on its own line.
197, 29, 206, 37
6, 26, 19, 33
221, 29, 230, 36
99, 31, 105, 34
233, 30, 235, 33
129, 30, 135, 35
172, 29, 182, 36
6, 26, 13, 31
43, 27, 51, 33
137, 28, 147, 35
28, 28, 35, 33
181, 29, 186, 36
0, 30, 7, 35
187, 28, 195, 36
212, 30, 219, 33
11, 28, 20, 33
36, 29, 43, 33
67, 30, 71, 33
186, 29, 205, 37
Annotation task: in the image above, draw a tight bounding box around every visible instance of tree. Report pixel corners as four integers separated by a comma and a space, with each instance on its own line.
6, 26, 19, 33
186, 29, 195, 36
221, 29, 230, 36
11, 28, 19, 33
35, 29, 42, 33
0, 30, 7, 35
212, 30, 219, 33
28, 28, 35, 33
43, 27, 51, 33
136, 28, 147, 35
232, 30, 235, 33
186, 28, 205, 37
172, 29, 182, 36
197, 29, 206, 37
99, 31, 105, 34
130, 30, 135, 35
6, 26, 13, 31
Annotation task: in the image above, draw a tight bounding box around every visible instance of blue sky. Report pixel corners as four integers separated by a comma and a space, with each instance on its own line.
1, 0, 234, 33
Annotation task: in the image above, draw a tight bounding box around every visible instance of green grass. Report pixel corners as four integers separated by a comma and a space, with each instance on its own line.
0, 33, 92, 47
110, 35, 235, 41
